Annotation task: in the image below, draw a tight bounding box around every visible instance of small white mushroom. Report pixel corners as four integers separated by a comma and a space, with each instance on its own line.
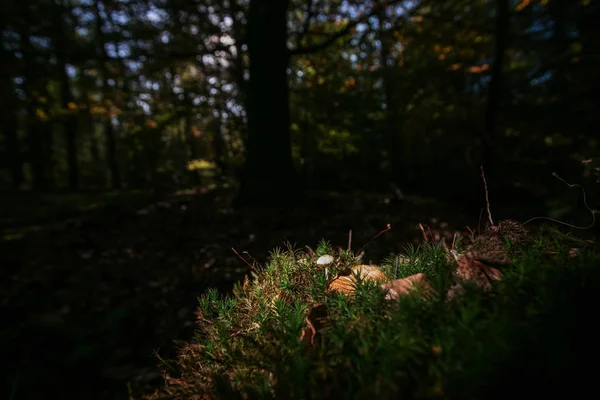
316, 255, 334, 280
316, 255, 334, 265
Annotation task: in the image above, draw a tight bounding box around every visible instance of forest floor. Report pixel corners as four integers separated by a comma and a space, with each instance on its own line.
0, 186, 531, 400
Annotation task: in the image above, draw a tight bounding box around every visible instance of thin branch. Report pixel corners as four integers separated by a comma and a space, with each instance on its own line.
290, 0, 409, 56
480, 165, 495, 227
356, 224, 392, 255
347, 229, 353, 251
289, 17, 365, 56
522, 172, 597, 229
232, 247, 258, 272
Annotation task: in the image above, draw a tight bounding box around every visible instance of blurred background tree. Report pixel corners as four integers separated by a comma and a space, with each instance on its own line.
0, 0, 598, 209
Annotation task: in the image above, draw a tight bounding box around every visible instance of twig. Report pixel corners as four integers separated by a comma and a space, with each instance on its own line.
243, 251, 260, 266
480, 165, 494, 227
356, 224, 392, 255
477, 208, 484, 233
522, 172, 597, 229
10, 371, 19, 400
418, 223, 429, 242
347, 229, 352, 251
232, 247, 257, 271
427, 225, 435, 242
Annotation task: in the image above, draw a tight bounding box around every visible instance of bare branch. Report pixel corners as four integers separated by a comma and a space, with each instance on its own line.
289, 16, 367, 56
289, 0, 412, 56
480, 165, 495, 227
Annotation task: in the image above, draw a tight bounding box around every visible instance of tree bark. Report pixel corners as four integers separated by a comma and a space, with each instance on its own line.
482, 0, 509, 172
94, 1, 121, 189
0, 58, 23, 189
236, 0, 297, 207
53, 2, 80, 190
374, 0, 404, 186
19, 19, 52, 191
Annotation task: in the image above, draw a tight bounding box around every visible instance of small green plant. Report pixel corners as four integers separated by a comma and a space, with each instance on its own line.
150, 230, 600, 400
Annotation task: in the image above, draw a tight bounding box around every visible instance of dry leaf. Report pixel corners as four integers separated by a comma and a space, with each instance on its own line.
328, 265, 387, 295
380, 273, 437, 301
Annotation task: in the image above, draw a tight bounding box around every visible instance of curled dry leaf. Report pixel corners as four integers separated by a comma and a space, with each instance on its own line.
380, 273, 437, 301
328, 265, 387, 295
300, 303, 330, 347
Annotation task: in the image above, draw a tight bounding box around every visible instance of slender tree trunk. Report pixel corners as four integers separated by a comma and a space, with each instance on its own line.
19, 24, 50, 191
85, 95, 101, 163
0, 65, 23, 189
212, 89, 229, 176
374, 0, 403, 186
236, 0, 297, 207
482, 0, 509, 171
53, 2, 80, 190
1, 115, 23, 189
183, 108, 202, 186
94, 1, 121, 189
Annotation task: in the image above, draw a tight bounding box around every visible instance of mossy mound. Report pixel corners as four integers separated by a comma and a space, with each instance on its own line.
149, 226, 599, 400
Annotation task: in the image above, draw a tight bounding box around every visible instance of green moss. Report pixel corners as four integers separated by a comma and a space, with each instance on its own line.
151, 229, 600, 400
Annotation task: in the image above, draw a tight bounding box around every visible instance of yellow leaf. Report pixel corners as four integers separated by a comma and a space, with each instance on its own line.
145, 120, 158, 129
450, 63, 462, 71
515, 0, 530, 12
35, 109, 49, 121
67, 102, 78, 111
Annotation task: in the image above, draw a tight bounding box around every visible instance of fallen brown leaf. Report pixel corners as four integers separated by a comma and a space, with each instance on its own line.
380, 273, 437, 301
328, 265, 387, 295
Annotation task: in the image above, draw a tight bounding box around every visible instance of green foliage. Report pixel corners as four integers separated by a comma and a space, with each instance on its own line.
152, 232, 600, 399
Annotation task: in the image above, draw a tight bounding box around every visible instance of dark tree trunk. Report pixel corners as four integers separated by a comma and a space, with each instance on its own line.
52, 1, 79, 190
1, 114, 23, 189
375, 0, 404, 186
20, 24, 51, 191
236, 0, 297, 207
482, 0, 510, 172
0, 70, 23, 189
94, 1, 121, 189
183, 110, 202, 186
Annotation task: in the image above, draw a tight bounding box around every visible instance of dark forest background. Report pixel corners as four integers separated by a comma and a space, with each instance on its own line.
1, 0, 599, 399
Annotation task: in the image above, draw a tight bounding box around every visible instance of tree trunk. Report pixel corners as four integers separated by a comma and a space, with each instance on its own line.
0, 63, 23, 189
53, 2, 80, 190
375, 0, 404, 186
482, 0, 509, 172
236, 0, 298, 207
19, 24, 51, 191
94, 1, 121, 189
